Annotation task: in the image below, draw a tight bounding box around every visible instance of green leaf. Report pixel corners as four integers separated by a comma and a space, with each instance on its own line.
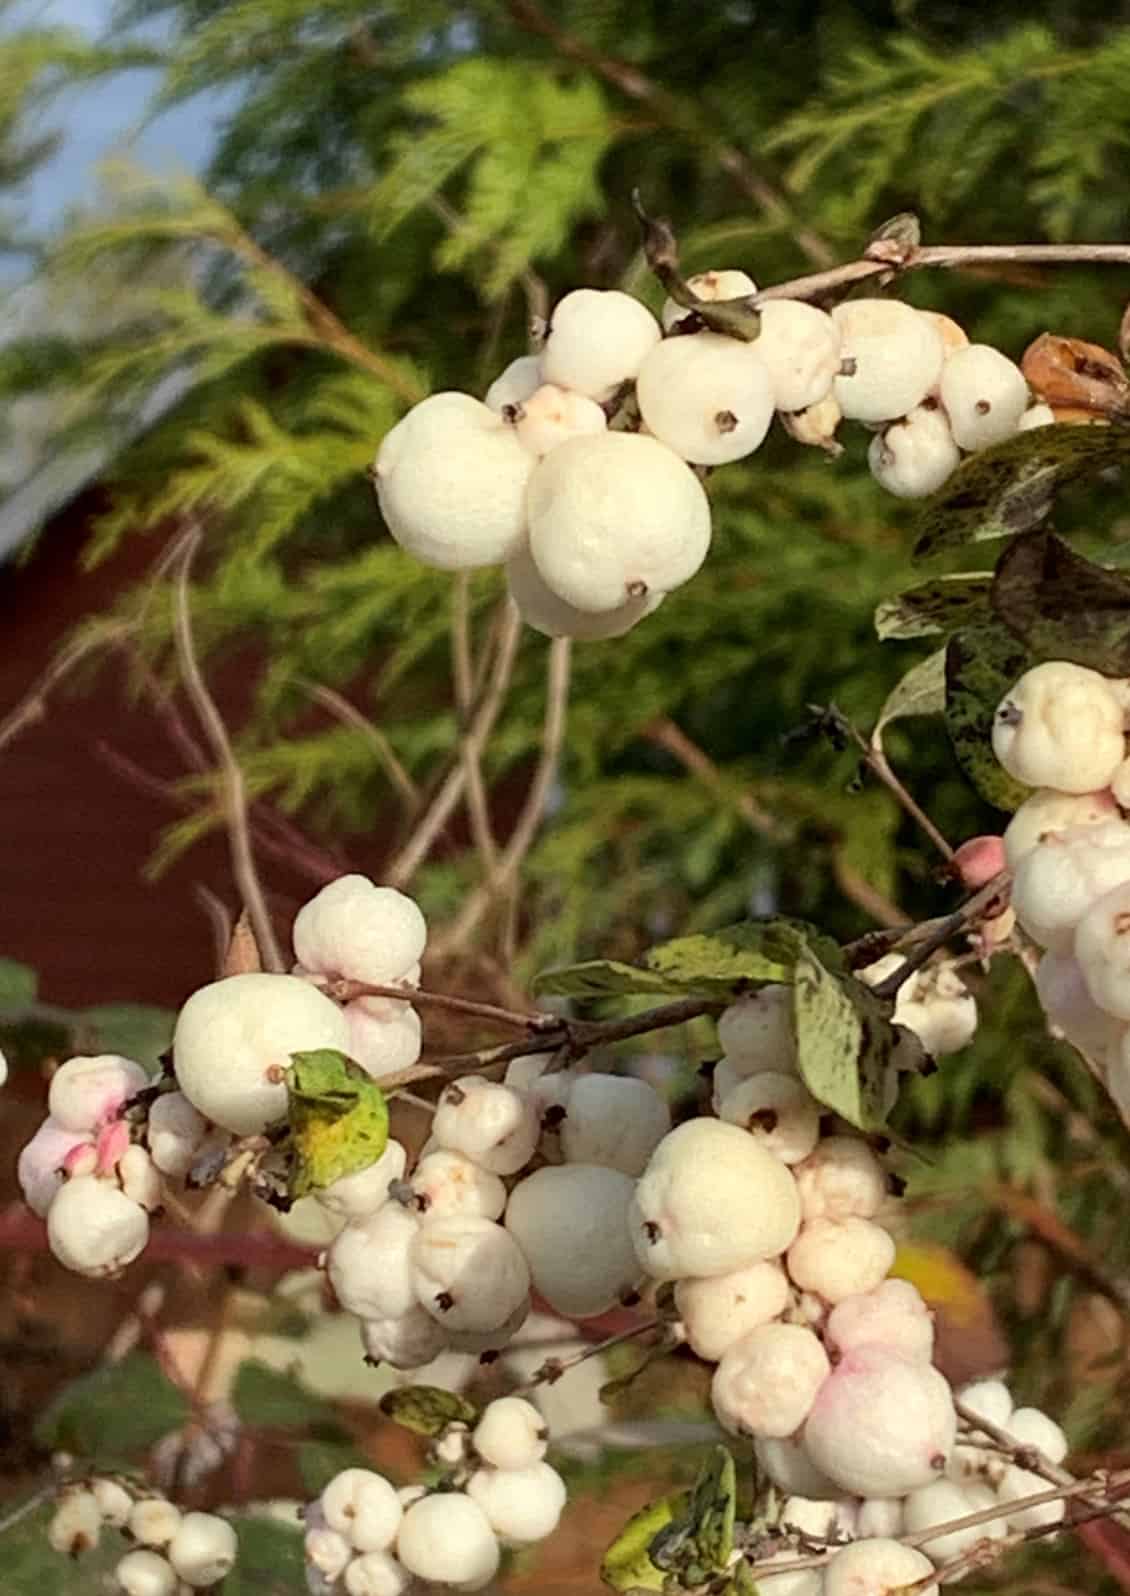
287, 1049, 389, 1200
874, 575, 993, 640
944, 624, 1034, 811
725, 1559, 763, 1596
233, 1360, 346, 1434
378, 1384, 478, 1437
600, 1491, 689, 1593
687, 1446, 737, 1572
223, 1514, 305, 1596
35, 1352, 189, 1462
792, 948, 896, 1130
991, 529, 1130, 674
81, 1003, 173, 1069
531, 958, 676, 1000
0, 957, 37, 1007
642, 921, 803, 992
912, 423, 1130, 562
871, 647, 946, 757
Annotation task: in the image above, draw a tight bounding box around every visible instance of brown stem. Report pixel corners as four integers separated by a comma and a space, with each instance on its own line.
451, 573, 501, 878
171, 531, 285, 972
988, 1184, 1130, 1315
328, 977, 538, 1029
510, 1317, 660, 1394
868, 872, 1011, 998
296, 679, 418, 809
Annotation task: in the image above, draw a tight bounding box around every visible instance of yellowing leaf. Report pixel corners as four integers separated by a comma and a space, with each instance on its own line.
287, 1049, 389, 1200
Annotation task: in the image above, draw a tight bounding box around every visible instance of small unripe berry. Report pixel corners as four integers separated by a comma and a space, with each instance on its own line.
711, 1322, 830, 1439
630, 1119, 801, 1279
114, 1549, 178, 1596
831, 300, 944, 423
505, 1164, 642, 1317
559, 1073, 671, 1176
674, 1259, 790, 1361
661, 269, 757, 332
395, 1492, 500, 1589
432, 1077, 539, 1175
635, 333, 775, 465
527, 432, 712, 614
47, 1175, 149, 1278
717, 1071, 821, 1164
473, 1396, 548, 1472
49, 1054, 149, 1134
793, 1137, 887, 1222
1004, 788, 1118, 868
167, 1512, 239, 1587
803, 1344, 956, 1497
412, 1214, 531, 1332
374, 392, 534, 569
173, 973, 350, 1136
466, 1460, 567, 1544
823, 1538, 938, 1596
786, 1216, 896, 1303
119, 1145, 162, 1211
953, 833, 1008, 889
541, 288, 661, 400
992, 661, 1125, 794
940, 343, 1029, 450
868, 403, 960, 498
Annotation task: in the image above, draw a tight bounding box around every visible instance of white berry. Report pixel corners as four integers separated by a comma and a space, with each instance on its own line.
1004, 787, 1118, 869
1018, 401, 1056, 430
294, 876, 426, 985
940, 343, 1029, 450
173, 972, 350, 1136
903, 1480, 1003, 1564
48, 1489, 102, 1555
509, 382, 606, 456
321, 1470, 403, 1553
753, 299, 842, 412
635, 333, 775, 465
373, 392, 534, 569
824, 1278, 934, 1363
528, 432, 712, 614
409, 1148, 506, 1220
412, 1214, 531, 1332
1011, 819, 1130, 953
630, 1118, 801, 1280
119, 1145, 162, 1211
344, 1551, 415, 1596
432, 1076, 539, 1175
93, 1477, 134, 1528
559, 1073, 670, 1176
823, 1538, 938, 1596
786, 1216, 895, 1303
129, 1498, 183, 1547
541, 288, 661, 400
467, 1461, 567, 1544
360, 1306, 448, 1370
868, 403, 960, 498
395, 1492, 500, 1589
318, 1139, 408, 1221
711, 1322, 830, 1438
1073, 880, 1130, 1020
754, 1435, 840, 1499
327, 1202, 420, 1321
993, 662, 1125, 794
1004, 1406, 1068, 1464
661, 269, 757, 332
716, 986, 796, 1073
956, 1378, 1013, 1430
674, 1258, 790, 1361
18, 1118, 94, 1217
147, 1092, 209, 1179
47, 1175, 150, 1277
114, 1550, 178, 1596
48, 1054, 149, 1134
998, 1463, 1066, 1532
167, 1512, 239, 1587
484, 354, 542, 412
831, 299, 944, 423
506, 546, 660, 640
473, 1396, 548, 1471
346, 999, 422, 1080
793, 1136, 887, 1222
505, 1164, 642, 1317
718, 1071, 821, 1164
804, 1344, 956, 1497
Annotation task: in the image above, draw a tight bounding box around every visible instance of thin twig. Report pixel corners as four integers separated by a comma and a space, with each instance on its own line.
436, 635, 572, 955
193, 884, 234, 977
451, 573, 501, 876
868, 872, 1011, 999
0, 621, 130, 755
171, 531, 285, 972
644, 717, 779, 838
296, 679, 418, 808
511, 1317, 660, 1393
503, 0, 833, 267
327, 977, 539, 1028
386, 600, 523, 889
808, 704, 953, 863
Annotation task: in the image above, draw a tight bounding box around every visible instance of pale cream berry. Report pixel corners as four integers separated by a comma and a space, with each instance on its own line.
293, 875, 426, 984
1004, 1406, 1068, 1464
786, 1217, 896, 1303
146, 1092, 209, 1180
114, 1550, 178, 1596
825, 1278, 934, 1364
129, 1498, 183, 1548
432, 1076, 539, 1175
1003, 787, 1118, 869
327, 1202, 420, 1321
717, 1071, 821, 1163
505, 1164, 642, 1318
412, 1214, 531, 1333
473, 1396, 548, 1472
868, 403, 960, 498
635, 333, 775, 465
396, 1492, 500, 1589
373, 392, 534, 569
1011, 819, 1130, 953
48, 1054, 149, 1134
409, 1149, 506, 1221
1018, 401, 1056, 430
920, 310, 969, 357
345, 998, 422, 1080
541, 288, 661, 400
466, 1461, 567, 1545
831, 299, 944, 423
119, 1144, 162, 1211
508, 383, 606, 456
321, 1469, 403, 1552
317, 1139, 408, 1222
711, 1322, 830, 1439
484, 354, 542, 412
992, 661, 1126, 794
527, 432, 712, 614
940, 343, 1029, 450
167, 1512, 239, 1587
506, 546, 661, 641
753, 300, 842, 412
716, 985, 796, 1070
754, 1436, 840, 1499
92, 1477, 135, 1528
359, 1306, 448, 1370
903, 1479, 1004, 1564
999, 1463, 1066, 1531
823, 1538, 938, 1596
803, 1345, 956, 1497
661, 268, 757, 331
47, 1174, 149, 1278
1073, 881, 1130, 1021
344, 1551, 415, 1596
793, 1136, 887, 1222
48, 1489, 102, 1555
674, 1259, 790, 1361
558, 1073, 671, 1176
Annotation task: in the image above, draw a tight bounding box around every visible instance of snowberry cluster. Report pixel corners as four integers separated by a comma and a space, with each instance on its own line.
17, 873, 428, 1278
48, 1478, 236, 1593
984, 660, 1130, 1114
303, 1402, 565, 1595
371, 273, 1048, 640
